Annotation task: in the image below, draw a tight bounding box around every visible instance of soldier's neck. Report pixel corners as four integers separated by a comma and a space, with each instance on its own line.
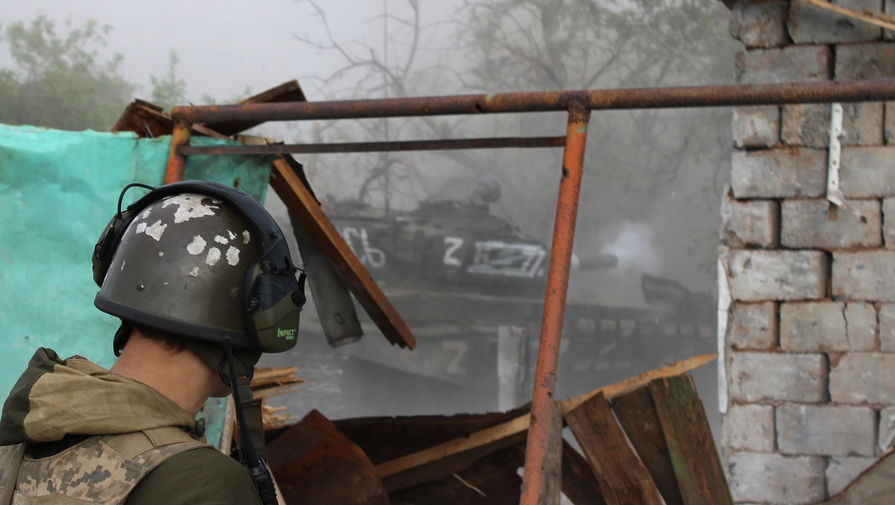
110, 329, 218, 416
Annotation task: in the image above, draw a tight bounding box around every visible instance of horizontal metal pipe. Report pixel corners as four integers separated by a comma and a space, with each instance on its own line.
179, 136, 566, 156
172, 78, 895, 123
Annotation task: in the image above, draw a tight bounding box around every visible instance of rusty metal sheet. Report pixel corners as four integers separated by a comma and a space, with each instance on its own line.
267, 410, 390, 505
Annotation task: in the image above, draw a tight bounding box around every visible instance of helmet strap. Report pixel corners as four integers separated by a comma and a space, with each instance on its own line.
112, 322, 133, 357
223, 338, 278, 505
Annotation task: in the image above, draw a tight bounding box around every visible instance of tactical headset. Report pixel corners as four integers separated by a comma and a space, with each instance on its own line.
92, 180, 306, 353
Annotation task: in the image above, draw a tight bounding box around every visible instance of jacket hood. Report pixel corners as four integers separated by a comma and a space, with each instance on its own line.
0, 348, 197, 445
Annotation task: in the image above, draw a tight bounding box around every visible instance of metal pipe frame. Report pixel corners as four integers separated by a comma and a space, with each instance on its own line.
519, 105, 590, 505
163, 77, 895, 505
179, 136, 566, 156
172, 78, 895, 123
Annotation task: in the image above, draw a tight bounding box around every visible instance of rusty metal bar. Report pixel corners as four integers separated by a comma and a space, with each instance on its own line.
164, 120, 191, 183
519, 105, 590, 505
172, 78, 895, 123
179, 136, 566, 156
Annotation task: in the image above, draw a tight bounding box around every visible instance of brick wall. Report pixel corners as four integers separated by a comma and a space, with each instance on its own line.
722, 1, 895, 503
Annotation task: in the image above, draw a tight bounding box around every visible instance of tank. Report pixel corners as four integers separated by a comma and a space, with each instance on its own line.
325, 196, 549, 298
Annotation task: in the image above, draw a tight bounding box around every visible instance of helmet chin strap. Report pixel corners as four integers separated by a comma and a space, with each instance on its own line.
222, 337, 278, 505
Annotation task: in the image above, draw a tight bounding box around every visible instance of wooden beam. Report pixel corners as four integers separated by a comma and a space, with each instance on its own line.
611, 385, 684, 505
270, 158, 417, 349
564, 392, 664, 505
374, 354, 715, 477
649, 375, 734, 505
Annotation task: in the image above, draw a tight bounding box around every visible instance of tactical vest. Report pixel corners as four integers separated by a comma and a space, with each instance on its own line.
0, 427, 208, 505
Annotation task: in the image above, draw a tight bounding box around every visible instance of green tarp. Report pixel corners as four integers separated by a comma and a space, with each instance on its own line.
0, 124, 273, 444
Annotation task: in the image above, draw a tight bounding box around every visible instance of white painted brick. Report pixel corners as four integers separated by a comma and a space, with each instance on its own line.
781, 199, 881, 249
731, 149, 827, 198
788, 0, 881, 43
777, 404, 876, 456
721, 194, 779, 248
830, 353, 895, 403
729, 352, 827, 402
727, 452, 825, 504
724, 404, 775, 452
727, 250, 828, 301
840, 146, 895, 197
827, 457, 879, 496
736, 46, 831, 84
846, 302, 878, 351
732, 106, 780, 148
833, 251, 895, 301
780, 302, 848, 352
729, 301, 777, 350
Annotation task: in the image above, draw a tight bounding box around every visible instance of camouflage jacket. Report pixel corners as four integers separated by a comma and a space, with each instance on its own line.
0, 348, 261, 505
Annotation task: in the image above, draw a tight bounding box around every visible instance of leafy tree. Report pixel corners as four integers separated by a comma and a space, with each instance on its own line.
0, 15, 136, 131
150, 50, 187, 112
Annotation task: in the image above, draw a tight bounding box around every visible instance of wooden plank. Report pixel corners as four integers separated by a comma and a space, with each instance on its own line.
817, 450, 894, 505
560, 440, 606, 505
564, 392, 664, 505
560, 354, 716, 415
611, 385, 684, 505
540, 401, 563, 505
375, 354, 715, 477
270, 157, 417, 349
648, 375, 733, 505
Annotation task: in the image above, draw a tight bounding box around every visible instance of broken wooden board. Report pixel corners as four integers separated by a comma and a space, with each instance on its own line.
565, 392, 664, 505
611, 385, 684, 505
270, 156, 417, 349
111, 99, 225, 138
112, 80, 306, 137
374, 354, 715, 477
814, 450, 894, 504
561, 440, 606, 505
333, 407, 528, 492
390, 444, 527, 505
267, 409, 390, 505
649, 375, 733, 505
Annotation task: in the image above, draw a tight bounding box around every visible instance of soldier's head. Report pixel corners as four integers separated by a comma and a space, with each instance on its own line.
92, 181, 306, 384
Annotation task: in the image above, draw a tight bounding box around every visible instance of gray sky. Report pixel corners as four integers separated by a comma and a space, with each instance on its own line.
2, 0, 459, 102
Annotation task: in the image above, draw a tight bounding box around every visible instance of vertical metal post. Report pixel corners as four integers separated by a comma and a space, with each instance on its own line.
519, 105, 590, 505
164, 120, 192, 183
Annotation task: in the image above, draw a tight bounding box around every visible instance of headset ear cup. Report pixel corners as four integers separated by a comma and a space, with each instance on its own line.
291, 272, 307, 307
92, 214, 125, 286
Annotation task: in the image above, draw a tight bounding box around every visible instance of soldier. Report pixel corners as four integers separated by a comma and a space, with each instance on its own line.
0, 181, 306, 505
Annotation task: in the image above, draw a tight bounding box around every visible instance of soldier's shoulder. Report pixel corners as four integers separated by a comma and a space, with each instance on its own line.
125, 447, 262, 505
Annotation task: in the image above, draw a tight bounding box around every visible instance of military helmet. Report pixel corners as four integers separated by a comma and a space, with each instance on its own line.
93, 181, 306, 354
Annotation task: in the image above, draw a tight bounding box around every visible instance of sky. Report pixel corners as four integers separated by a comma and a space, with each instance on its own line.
2, 0, 460, 103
